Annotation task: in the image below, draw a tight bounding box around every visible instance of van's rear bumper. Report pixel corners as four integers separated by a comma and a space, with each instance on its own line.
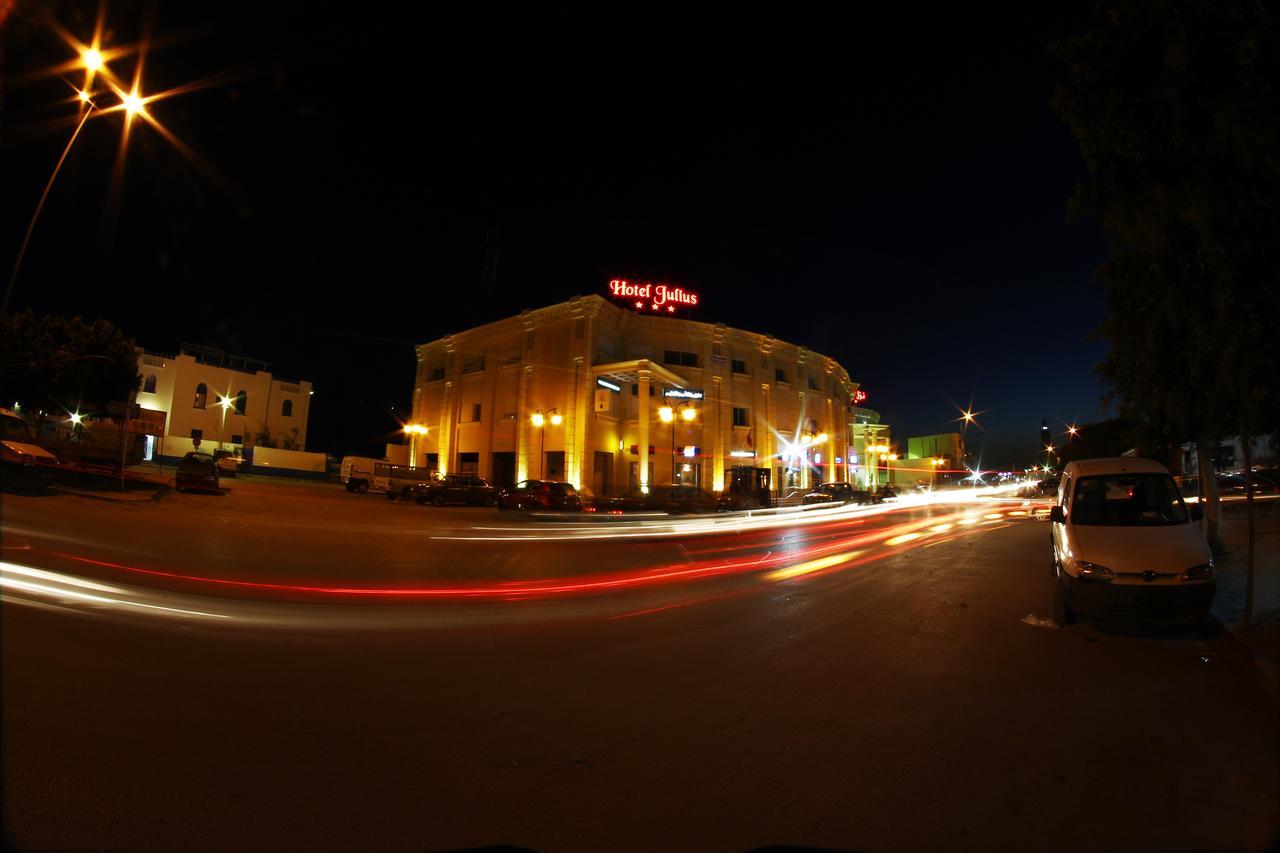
1068, 578, 1215, 623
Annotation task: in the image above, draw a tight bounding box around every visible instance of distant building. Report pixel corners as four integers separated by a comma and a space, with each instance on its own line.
849, 410, 891, 489
905, 432, 966, 485
135, 343, 313, 462
1179, 434, 1277, 475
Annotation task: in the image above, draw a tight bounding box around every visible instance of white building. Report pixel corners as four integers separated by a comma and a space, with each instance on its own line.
134, 343, 313, 462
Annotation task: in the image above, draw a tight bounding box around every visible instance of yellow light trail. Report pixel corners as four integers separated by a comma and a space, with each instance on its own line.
765, 550, 865, 581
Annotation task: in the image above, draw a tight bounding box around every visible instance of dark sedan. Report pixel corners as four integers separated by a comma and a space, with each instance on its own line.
175, 451, 220, 493
802, 482, 869, 505
412, 474, 498, 506
603, 484, 717, 515
496, 480, 582, 511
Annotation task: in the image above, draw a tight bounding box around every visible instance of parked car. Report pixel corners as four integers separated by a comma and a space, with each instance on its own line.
0, 407, 58, 491
175, 451, 220, 493
802, 482, 868, 505
602, 484, 718, 515
213, 449, 241, 477
496, 479, 583, 512
1216, 471, 1279, 497
1049, 458, 1214, 628
875, 485, 899, 501
412, 474, 498, 506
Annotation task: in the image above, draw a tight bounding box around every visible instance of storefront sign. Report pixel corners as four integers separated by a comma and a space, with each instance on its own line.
852, 389, 868, 405
663, 389, 704, 399
729, 450, 755, 458
608, 279, 699, 313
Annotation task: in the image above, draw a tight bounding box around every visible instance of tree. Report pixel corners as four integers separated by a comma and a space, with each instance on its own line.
0, 311, 140, 416
1053, 1, 1280, 580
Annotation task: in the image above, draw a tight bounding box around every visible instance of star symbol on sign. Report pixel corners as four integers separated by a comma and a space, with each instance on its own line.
652, 303, 660, 310
667, 305, 675, 313
635, 301, 643, 309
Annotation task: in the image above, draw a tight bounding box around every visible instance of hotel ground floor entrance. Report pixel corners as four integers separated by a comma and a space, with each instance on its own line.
592, 451, 612, 497
491, 452, 515, 490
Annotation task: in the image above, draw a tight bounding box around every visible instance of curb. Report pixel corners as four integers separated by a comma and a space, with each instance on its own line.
50, 485, 169, 504
1213, 620, 1280, 704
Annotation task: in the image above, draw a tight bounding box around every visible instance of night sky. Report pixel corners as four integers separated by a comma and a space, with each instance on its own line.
2, 3, 1109, 467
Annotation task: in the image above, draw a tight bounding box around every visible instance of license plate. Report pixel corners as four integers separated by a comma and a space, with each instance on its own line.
1115, 591, 1175, 607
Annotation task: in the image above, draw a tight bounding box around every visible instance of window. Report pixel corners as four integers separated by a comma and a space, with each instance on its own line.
193, 383, 208, 409
1070, 475, 1189, 527
426, 453, 439, 472
471, 403, 482, 422
282, 399, 293, 417
731, 359, 747, 374
234, 390, 247, 415
190, 428, 203, 441
808, 376, 819, 390
461, 356, 485, 374
143, 374, 157, 393
458, 452, 479, 474
428, 366, 445, 382
631, 384, 656, 396
775, 368, 788, 384
663, 350, 699, 367
733, 407, 750, 427
231, 434, 243, 445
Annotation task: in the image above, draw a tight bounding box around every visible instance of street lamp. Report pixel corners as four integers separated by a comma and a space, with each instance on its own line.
403, 423, 427, 468
531, 408, 561, 478
659, 401, 697, 485
218, 392, 237, 451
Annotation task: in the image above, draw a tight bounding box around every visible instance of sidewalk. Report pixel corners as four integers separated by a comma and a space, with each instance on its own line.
49, 464, 170, 502
1210, 501, 1280, 699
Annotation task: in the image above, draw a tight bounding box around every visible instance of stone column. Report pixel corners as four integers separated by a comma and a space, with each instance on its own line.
826, 395, 836, 483
638, 367, 651, 489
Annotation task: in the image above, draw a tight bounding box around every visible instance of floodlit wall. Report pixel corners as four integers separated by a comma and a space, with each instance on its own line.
250, 446, 327, 473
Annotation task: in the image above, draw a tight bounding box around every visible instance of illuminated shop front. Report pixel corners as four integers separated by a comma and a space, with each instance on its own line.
405, 285, 864, 497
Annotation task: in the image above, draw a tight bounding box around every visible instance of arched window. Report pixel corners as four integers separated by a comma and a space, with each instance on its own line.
194, 383, 208, 409
282, 399, 293, 417
143, 374, 157, 393
234, 390, 247, 415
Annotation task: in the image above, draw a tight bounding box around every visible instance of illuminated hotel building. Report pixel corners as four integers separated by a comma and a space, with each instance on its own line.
406, 292, 863, 497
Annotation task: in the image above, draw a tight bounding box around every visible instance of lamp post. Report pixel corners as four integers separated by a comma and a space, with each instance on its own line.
659, 401, 697, 485
218, 393, 235, 452
402, 423, 428, 468
531, 408, 562, 478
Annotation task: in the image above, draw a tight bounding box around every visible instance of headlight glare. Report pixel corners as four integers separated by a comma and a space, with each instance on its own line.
1180, 564, 1213, 582
1076, 561, 1115, 582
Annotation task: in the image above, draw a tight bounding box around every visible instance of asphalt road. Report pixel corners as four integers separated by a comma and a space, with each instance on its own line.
3, 481, 1277, 851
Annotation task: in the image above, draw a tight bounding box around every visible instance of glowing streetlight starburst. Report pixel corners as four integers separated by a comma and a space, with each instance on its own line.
121, 91, 146, 116
82, 48, 104, 72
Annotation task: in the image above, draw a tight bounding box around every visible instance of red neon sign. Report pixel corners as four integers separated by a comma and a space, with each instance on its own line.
852, 389, 868, 405
608, 279, 699, 313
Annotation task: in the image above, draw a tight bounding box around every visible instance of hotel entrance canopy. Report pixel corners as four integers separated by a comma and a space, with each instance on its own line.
591, 359, 689, 390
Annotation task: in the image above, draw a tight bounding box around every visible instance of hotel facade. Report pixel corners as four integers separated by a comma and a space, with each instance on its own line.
406, 293, 865, 497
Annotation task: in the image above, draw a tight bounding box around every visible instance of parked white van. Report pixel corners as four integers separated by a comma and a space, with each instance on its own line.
339, 455, 386, 493
1049, 458, 1215, 626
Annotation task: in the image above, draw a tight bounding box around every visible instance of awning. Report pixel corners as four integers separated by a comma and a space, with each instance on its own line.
591, 359, 689, 389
